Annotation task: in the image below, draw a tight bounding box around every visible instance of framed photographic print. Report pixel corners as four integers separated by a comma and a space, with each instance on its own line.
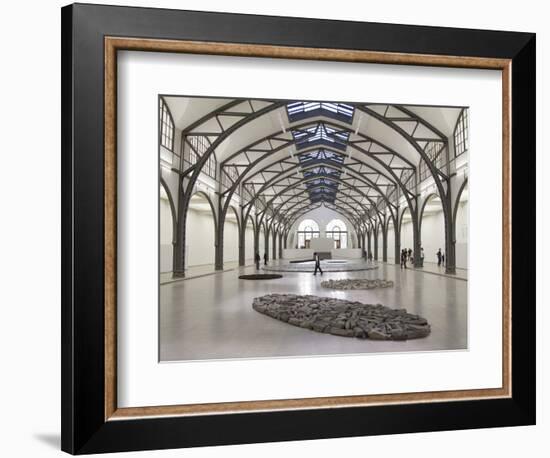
61, 3, 536, 454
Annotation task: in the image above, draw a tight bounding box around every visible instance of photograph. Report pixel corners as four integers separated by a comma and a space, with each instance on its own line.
159, 96, 469, 361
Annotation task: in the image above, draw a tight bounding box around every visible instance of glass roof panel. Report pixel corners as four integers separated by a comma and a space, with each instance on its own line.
287, 101, 355, 124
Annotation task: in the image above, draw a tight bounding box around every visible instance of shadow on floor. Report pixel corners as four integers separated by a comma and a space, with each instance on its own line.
34, 433, 60, 450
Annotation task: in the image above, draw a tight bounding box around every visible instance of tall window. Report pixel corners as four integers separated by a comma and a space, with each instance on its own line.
297, 219, 320, 248
184, 135, 216, 179
418, 141, 446, 182
221, 166, 240, 189
454, 109, 469, 158
159, 98, 174, 151
186, 135, 208, 165
203, 154, 217, 179
326, 218, 348, 249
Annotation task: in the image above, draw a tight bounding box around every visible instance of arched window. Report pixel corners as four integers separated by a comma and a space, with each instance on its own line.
454, 109, 469, 158
326, 219, 348, 248
297, 219, 320, 249
159, 97, 174, 151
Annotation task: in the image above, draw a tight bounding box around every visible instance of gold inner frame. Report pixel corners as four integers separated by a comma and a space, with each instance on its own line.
104, 37, 512, 421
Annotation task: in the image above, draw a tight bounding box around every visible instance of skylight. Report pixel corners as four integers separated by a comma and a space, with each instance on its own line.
292, 123, 349, 151
287, 101, 355, 123
298, 148, 345, 164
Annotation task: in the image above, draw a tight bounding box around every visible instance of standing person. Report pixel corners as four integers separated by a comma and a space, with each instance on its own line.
401, 249, 407, 269
313, 252, 323, 276
442, 252, 445, 266
420, 247, 425, 266
436, 248, 442, 266
254, 252, 261, 270
263, 252, 268, 266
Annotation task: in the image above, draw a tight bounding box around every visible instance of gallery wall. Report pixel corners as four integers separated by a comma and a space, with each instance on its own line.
383, 198, 468, 270
223, 219, 240, 264
245, 223, 255, 262
185, 209, 216, 268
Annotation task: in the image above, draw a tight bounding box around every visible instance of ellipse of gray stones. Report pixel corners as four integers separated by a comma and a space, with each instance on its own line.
252, 294, 430, 340
321, 278, 394, 290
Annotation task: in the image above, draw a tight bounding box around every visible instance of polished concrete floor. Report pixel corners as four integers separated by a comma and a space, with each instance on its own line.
160, 261, 467, 362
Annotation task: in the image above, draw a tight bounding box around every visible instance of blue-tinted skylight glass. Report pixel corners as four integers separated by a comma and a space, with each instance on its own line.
292, 124, 349, 151
287, 101, 355, 123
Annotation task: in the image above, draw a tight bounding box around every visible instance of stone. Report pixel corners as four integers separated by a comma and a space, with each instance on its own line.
252, 294, 431, 341
320, 278, 394, 290
329, 327, 355, 337
368, 329, 389, 340
288, 317, 302, 326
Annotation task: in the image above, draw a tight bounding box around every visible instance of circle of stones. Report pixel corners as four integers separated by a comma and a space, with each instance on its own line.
321, 278, 394, 290
253, 294, 430, 340
239, 274, 283, 280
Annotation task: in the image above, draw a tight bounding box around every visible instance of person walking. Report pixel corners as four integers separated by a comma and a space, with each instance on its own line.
436, 248, 442, 266
408, 248, 413, 263
313, 252, 323, 276
254, 252, 261, 270
263, 252, 268, 266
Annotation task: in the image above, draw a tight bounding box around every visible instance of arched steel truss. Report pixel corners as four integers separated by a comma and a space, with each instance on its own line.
167, 98, 464, 276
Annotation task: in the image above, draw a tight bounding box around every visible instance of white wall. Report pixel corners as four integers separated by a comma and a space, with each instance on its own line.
401, 210, 415, 258
333, 248, 362, 259
223, 220, 240, 264
310, 237, 335, 252
420, 209, 446, 265
2, 2, 545, 458
400, 201, 469, 269
387, 220, 396, 262
283, 248, 314, 259
185, 208, 216, 267
245, 223, 255, 262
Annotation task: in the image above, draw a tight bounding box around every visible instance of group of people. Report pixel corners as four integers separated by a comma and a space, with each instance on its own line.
254, 252, 269, 270
400, 247, 425, 269
400, 248, 412, 268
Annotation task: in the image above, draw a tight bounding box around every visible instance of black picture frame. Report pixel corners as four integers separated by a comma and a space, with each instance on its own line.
61, 3, 536, 454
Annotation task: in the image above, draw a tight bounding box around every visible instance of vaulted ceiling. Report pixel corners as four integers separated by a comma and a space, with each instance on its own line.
163, 96, 464, 230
